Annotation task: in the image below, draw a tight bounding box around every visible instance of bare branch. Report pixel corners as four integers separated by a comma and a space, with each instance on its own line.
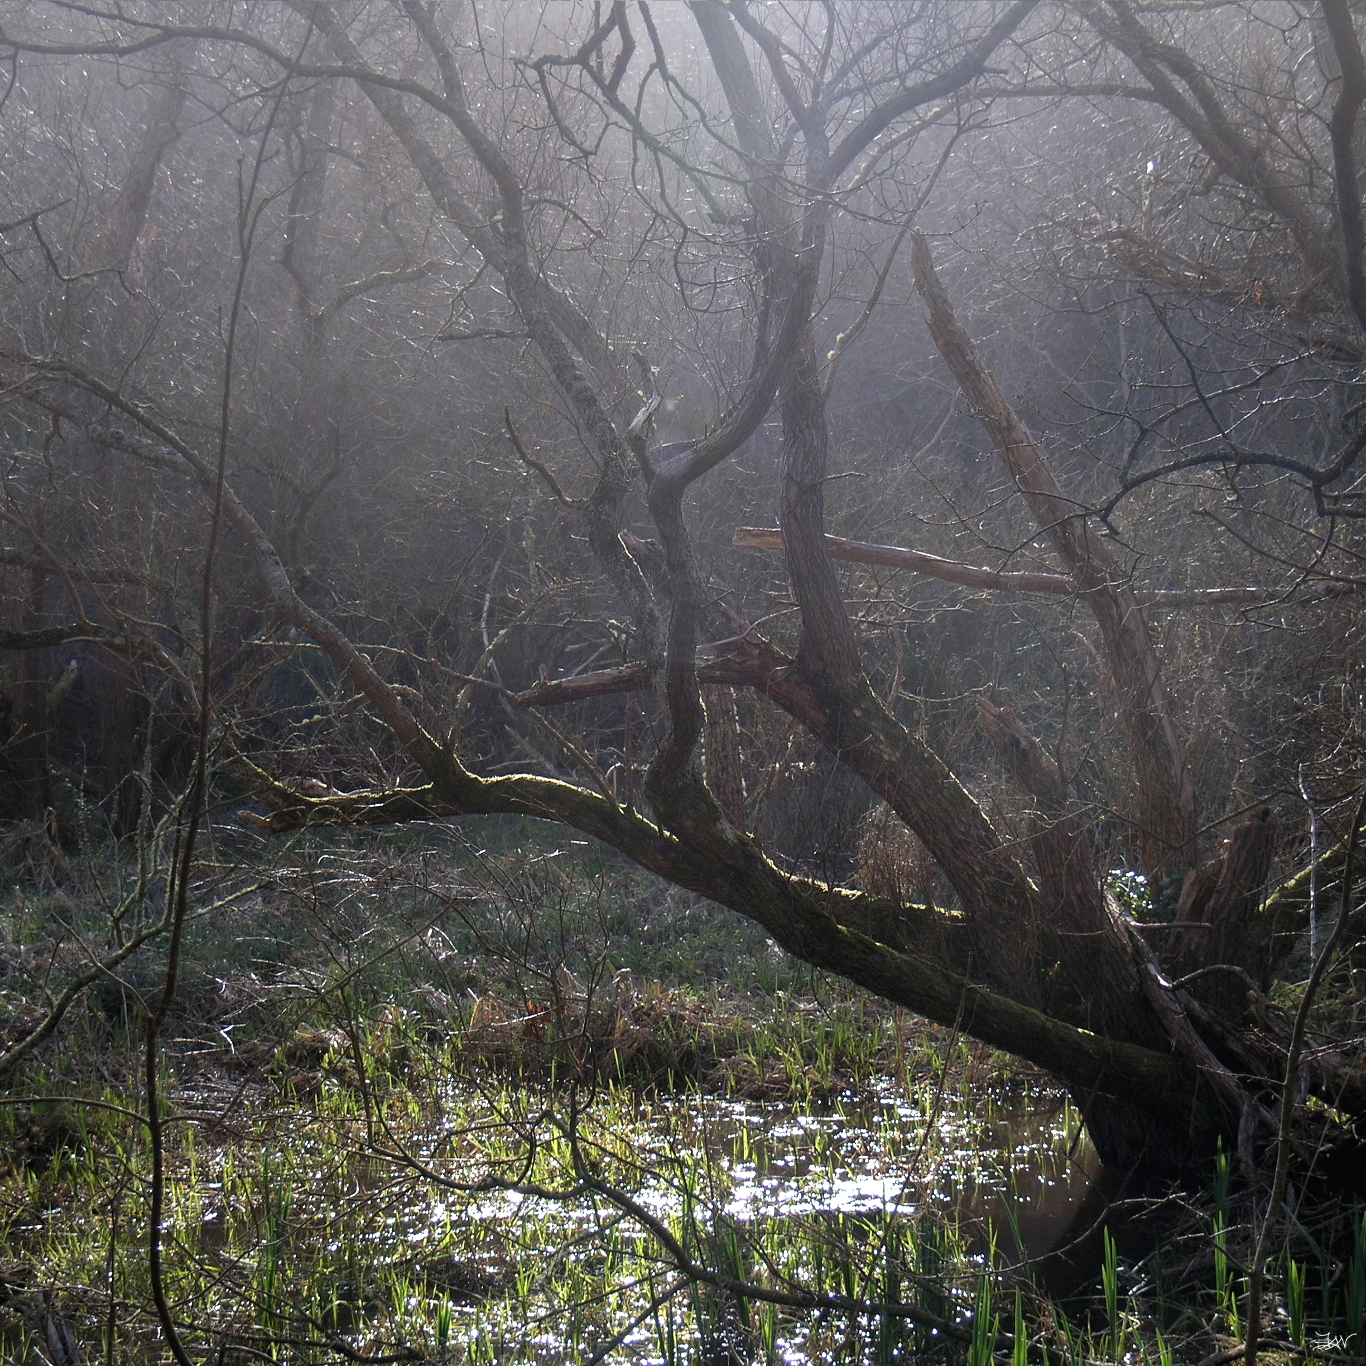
11, 361, 444, 775
816, 1, 1039, 189
735, 527, 1366, 606
734, 526, 1079, 595
504, 409, 579, 509
0, 622, 126, 650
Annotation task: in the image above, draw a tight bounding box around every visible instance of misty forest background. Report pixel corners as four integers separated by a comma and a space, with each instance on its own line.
0, 3, 1365, 1365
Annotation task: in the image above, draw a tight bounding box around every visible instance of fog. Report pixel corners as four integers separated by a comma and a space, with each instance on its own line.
0, 6, 1364, 1358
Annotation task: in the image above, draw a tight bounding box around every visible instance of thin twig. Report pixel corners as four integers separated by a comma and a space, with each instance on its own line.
504, 407, 579, 507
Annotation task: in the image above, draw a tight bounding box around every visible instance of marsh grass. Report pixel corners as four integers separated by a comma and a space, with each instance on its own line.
0, 1071, 1061, 1362
1, 821, 1362, 1364
5, 1006, 1359, 1365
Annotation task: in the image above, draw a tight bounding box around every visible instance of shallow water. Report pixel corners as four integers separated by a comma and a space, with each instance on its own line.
437, 1082, 1100, 1262
690, 1090, 1096, 1256
5, 1072, 1108, 1365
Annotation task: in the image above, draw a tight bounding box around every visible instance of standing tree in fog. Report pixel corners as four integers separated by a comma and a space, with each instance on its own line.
2, 1, 1366, 1193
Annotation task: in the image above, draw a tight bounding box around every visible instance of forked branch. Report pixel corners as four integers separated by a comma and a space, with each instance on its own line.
911, 232, 1196, 880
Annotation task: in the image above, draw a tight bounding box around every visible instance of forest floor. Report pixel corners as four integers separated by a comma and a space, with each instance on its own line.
0, 818, 1360, 1364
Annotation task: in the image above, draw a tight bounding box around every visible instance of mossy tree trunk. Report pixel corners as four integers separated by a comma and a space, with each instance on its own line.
5, 0, 1365, 1193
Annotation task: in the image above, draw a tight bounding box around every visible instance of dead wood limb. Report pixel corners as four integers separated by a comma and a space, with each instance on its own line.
976, 697, 1066, 801
0, 622, 126, 650
734, 526, 1078, 595
516, 662, 653, 708
734, 527, 1366, 606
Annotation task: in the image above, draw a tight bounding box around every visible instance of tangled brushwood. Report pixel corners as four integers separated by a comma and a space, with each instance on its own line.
1, 5, 1365, 1361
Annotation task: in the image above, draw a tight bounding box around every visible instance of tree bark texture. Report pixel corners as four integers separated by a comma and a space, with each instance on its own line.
7, 0, 1364, 1197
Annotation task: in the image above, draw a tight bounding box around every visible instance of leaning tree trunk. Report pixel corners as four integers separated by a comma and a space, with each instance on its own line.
693, 7, 1226, 1183
10, 0, 1362, 1202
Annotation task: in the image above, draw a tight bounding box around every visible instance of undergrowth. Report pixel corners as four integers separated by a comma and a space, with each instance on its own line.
0, 819, 1361, 1364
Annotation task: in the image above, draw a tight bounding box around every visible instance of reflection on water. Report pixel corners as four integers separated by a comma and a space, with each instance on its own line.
452, 1085, 1101, 1262
174, 1079, 1107, 1364
665, 1090, 1101, 1259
